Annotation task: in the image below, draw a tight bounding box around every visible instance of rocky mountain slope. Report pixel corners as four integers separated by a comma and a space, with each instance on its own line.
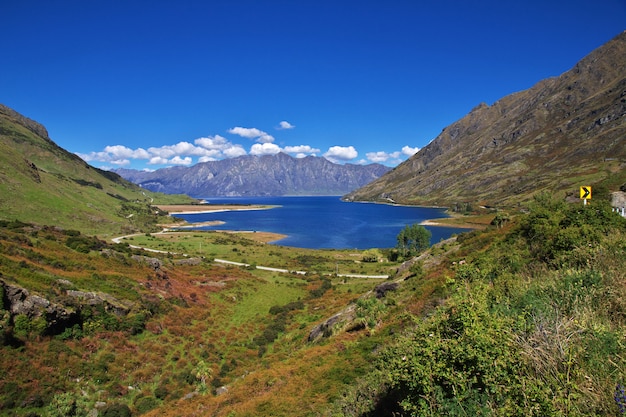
114, 152, 390, 197
0, 104, 193, 235
345, 31, 626, 208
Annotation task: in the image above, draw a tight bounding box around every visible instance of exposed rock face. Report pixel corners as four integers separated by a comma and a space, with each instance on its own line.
0, 104, 50, 141
345, 31, 626, 207
65, 290, 132, 316
0, 279, 132, 335
612, 191, 626, 208
308, 305, 356, 342
1, 280, 79, 335
131, 255, 163, 270
374, 282, 399, 299
115, 152, 390, 197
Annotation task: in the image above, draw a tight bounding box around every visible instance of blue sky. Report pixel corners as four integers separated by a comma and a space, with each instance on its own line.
2, 1, 625, 170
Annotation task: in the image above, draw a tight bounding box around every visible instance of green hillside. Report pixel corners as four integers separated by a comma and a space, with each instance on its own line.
0, 104, 194, 236
0, 195, 624, 416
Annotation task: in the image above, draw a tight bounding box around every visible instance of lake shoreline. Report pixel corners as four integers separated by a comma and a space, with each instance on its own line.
156, 204, 277, 215
158, 197, 473, 249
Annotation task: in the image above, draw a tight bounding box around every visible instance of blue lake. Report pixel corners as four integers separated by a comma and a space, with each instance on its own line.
172, 196, 469, 250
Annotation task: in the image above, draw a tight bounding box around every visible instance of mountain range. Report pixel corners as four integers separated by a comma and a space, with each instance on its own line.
2, 32, 624, 231
114, 153, 390, 197
345, 31, 626, 208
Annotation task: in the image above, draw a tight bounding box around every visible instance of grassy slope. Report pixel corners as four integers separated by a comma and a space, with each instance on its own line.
1, 105, 624, 416
0, 111, 195, 236
0, 223, 391, 416
345, 33, 626, 209
2, 194, 624, 416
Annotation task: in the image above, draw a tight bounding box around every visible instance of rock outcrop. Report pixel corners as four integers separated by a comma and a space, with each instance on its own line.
1, 279, 79, 335
0, 279, 132, 335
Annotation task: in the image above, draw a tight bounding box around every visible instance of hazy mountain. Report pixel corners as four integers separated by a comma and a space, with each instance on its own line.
0, 104, 193, 234
345, 31, 626, 208
114, 152, 391, 197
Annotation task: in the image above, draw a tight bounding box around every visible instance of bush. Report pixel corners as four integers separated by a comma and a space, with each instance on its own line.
154, 384, 169, 400
517, 194, 626, 266
13, 314, 47, 339
335, 197, 626, 416
101, 403, 132, 417
134, 396, 158, 414
362, 249, 382, 263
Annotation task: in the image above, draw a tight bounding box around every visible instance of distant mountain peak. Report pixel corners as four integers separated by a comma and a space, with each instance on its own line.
115, 153, 391, 197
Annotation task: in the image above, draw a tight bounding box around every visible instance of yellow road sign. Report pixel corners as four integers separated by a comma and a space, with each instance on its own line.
580, 186, 592, 199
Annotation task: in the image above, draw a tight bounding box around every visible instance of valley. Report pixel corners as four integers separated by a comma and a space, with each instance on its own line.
0, 30, 625, 417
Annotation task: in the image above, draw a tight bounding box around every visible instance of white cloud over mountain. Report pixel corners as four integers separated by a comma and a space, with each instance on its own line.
250, 142, 282, 155
323, 146, 358, 163
76, 123, 420, 169
402, 145, 419, 156
366, 151, 399, 163
283, 145, 320, 157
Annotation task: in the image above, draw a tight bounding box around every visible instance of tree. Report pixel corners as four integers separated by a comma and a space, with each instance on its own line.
491, 212, 510, 228
396, 224, 431, 258
362, 249, 382, 263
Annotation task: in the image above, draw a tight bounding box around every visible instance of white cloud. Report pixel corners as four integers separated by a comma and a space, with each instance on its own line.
148, 156, 169, 165
365, 151, 403, 163
250, 142, 282, 156
228, 126, 275, 143
323, 145, 358, 163
169, 156, 193, 165
283, 145, 320, 156
366, 151, 391, 163
147, 141, 209, 159
77, 145, 150, 164
194, 135, 230, 150
277, 121, 295, 130
77, 133, 255, 168
104, 145, 150, 159
402, 145, 420, 156
76, 151, 102, 162
223, 145, 248, 158
194, 135, 247, 160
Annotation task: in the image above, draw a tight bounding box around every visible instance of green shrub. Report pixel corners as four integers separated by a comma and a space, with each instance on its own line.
46, 392, 89, 417
13, 314, 47, 339
134, 396, 159, 414
154, 385, 169, 400
101, 403, 132, 417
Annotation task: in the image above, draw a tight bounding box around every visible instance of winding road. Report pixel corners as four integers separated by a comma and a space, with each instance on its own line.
111, 232, 389, 279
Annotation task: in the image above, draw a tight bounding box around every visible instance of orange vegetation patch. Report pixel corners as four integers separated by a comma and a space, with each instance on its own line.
222, 230, 287, 243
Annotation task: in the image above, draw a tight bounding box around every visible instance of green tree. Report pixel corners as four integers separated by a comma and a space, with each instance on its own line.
396, 224, 431, 258
362, 249, 382, 263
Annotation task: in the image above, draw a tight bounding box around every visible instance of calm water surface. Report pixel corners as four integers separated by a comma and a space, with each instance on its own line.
173, 196, 469, 249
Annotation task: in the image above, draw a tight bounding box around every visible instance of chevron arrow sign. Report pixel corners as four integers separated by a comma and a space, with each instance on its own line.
580, 186, 592, 199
